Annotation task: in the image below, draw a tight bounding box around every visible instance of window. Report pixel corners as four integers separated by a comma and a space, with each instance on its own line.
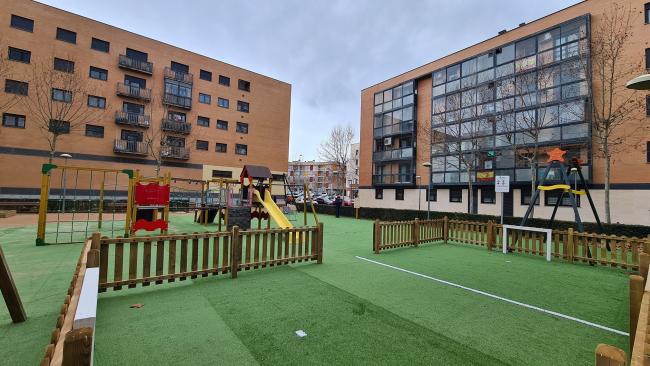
426, 188, 437, 202
170, 61, 189, 74
10, 15, 34, 32
218, 75, 230, 86
196, 140, 209, 150
237, 100, 250, 113
52, 88, 72, 103
449, 188, 462, 202
123, 101, 144, 115
212, 170, 233, 178
236, 122, 248, 134
200, 70, 212, 81
85, 124, 104, 138
8, 47, 30, 63
395, 188, 404, 200
235, 144, 248, 155
375, 189, 383, 199
49, 120, 70, 134
647, 96, 650, 116
646, 48, 650, 69
126, 48, 148, 61
5, 79, 28, 95
197, 116, 210, 127
238, 79, 250, 92
54, 58, 74, 73
199, 93, 211, 104
545, 190, 580, 207
89, 66, 108, 81
646, 3, 650, 24
215, 143, 227, 153
2, 113, 25, 128
87, 95, 106, 109
216, 120, 228, 130
218, 97, 229, 108
481, 188, 496, 204
647, 141, 650, 163
166, 136, 185, 147
520, 186, 540, 205
121, 129, 143, 142
91, 38, 110, 53
124, 75, 146, 88
56, 28, 76, 44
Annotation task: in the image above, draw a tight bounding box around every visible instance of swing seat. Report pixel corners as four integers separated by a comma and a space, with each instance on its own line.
537, 184, 570, 191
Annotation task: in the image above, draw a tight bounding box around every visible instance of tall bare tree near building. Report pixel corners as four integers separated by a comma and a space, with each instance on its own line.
143, 94, 173, 177
583, 3, 645, 223
0, 39, 17, 113
318, 124, 355, 193
17, 57, 105, 163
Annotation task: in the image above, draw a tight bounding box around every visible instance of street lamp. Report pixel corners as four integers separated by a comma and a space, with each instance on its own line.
416, 176, 422, 211
60, 153, 72, 213
422, 162, 432, 220
626, 74, 650, 90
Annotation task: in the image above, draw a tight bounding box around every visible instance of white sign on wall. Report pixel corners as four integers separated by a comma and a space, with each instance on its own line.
495, 175, 510, 193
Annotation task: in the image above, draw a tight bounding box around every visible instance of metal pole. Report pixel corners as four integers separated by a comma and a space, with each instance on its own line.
427, 165, 432, 220
417, 176, 422, 212
500, 192, 504, 225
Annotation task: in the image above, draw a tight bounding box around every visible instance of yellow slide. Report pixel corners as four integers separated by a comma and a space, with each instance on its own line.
253, 189, 293, 229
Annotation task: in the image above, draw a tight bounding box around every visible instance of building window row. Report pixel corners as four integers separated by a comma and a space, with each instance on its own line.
8, 47, 31, 63
4, 79, 28, 96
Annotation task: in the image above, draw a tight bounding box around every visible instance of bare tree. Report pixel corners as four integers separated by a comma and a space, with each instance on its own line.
17, 56, 105, 163
0, 38, 17, 113
318, 124, 355, 193
583, 3, 646, 223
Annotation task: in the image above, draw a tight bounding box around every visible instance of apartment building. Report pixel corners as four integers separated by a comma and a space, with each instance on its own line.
360, 0, 650, 225
287, 161, 341, 194
346, 142, 360, 198
0, 0, 291, 199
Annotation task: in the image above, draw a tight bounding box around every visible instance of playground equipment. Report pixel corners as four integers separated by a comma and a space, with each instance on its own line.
192, 178, 240, 231
0, 244, 26, 323
36, 164, 132, 245
128, 171, 171, 235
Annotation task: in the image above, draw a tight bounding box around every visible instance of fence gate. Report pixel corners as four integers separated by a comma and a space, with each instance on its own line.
36, 164, 133, 245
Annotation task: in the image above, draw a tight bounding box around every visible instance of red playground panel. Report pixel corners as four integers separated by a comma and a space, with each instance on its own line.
135, 183, 170, 206
132, 219, 168, 233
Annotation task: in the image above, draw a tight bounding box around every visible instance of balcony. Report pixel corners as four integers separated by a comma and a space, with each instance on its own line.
163, 93, 192, 110
161, 119, 192, 134
116, 83, 151, 101
115, 111, 150, 128
372, 174, 414, 185
373, 121, 414, 138
164, 67, 193, 84
372, 147, 413, 162
113, 139, 148, 156
161, 146, 190, 160
118, 55, 153, 75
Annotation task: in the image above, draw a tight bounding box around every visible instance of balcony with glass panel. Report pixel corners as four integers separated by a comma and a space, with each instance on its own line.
113, 139, 148, 155
115, 111, 150, 128
372, 147, 413, 162
162, 93, 192, 109
372, 173, 413, 185
118, 54, 153, 75
116, 82, 151, 101
161, 118, 192, 134
161, 146, 190, 160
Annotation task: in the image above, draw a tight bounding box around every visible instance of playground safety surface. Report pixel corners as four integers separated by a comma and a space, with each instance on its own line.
0, 214, 630, 365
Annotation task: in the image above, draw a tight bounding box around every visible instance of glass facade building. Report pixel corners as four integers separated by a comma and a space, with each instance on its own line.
429, 15, 591, 186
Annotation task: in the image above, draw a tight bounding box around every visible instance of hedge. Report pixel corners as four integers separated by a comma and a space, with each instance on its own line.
302, 204, 650, 238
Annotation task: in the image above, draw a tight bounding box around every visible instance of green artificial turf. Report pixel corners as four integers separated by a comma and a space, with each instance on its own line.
0, 214, 631, 365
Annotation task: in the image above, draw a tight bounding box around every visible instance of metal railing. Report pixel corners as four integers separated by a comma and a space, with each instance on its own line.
118, 55, 153, 74
113, 139, 148, 155
161, 146, 190, 160
163, 67, 193, 84
372, 174, 414, 185
163, 93, 192, 109
373, 121, 414, 138
116, 82, 151, 101
372, 147, 413, 162
115, 111, 150, 128
161, 119, 192, 134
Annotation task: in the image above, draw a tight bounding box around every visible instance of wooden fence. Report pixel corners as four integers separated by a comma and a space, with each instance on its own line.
98, 223, 324, 291
373, 217, 650, 270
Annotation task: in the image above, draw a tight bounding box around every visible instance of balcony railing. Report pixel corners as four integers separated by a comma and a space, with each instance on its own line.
113, 139, 148, 155
161, 146, 190, 160
164, 67, 193, 84
373, 121, 414, 138
118, 55, 153, 75
372, 147, 413, 162
163, 93, 192, 109
161, 119, 192, 134
116, 83, 151, 101
115, 111, 150, 128
372, 174, 414, 185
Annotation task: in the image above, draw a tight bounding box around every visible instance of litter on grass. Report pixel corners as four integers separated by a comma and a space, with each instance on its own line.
295, 330, 307, 338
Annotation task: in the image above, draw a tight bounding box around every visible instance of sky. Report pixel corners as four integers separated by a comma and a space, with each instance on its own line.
43, 0, 579, 161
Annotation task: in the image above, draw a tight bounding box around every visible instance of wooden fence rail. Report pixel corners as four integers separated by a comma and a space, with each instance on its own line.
374, 218, 650, 270
99, 223, 324, 291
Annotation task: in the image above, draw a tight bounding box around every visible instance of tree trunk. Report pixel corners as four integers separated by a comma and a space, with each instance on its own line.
48, 135, 58, 164
604, 142, 611, 224
155, 160, 161, 178
467, 167, 473, 214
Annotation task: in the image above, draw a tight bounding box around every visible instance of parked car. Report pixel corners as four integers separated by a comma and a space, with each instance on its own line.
343, 197, 353, 206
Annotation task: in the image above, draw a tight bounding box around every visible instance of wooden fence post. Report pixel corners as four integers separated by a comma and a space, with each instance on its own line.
443, 216, 449, 244
640, 253, 650, 285
567, 228, 574, 263
87, 233, 100, 268
0, 244, 26, 323
62, 327, 93, 366
317, 222, 324, 264
594, 344, 626, 366
413, 218, 420, 247
230, 226, 240, 279
486, 221, 494, 251
630, 274, 644, 354
373, 220, 381, 254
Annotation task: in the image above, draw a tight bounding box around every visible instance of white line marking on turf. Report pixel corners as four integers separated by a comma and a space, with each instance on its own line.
355, 256, 628, 337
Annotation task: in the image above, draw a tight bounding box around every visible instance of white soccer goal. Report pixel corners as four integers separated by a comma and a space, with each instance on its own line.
501, 225, 553, 262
